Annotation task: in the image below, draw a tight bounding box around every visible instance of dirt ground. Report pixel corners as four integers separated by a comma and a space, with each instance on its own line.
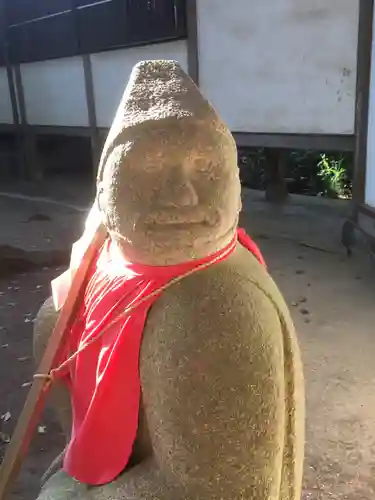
0, 187, 375, 500
262, 237, 375, 500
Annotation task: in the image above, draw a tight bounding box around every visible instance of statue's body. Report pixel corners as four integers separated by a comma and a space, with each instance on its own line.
33, 60, 304, 500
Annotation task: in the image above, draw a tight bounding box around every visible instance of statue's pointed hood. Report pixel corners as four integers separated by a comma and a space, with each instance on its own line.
97, 60, 233, 183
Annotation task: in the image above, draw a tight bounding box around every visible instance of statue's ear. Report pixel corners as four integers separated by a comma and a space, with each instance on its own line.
96, 181, 110, 229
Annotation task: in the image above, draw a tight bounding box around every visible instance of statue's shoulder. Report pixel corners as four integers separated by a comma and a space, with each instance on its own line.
145, 243, 290, 337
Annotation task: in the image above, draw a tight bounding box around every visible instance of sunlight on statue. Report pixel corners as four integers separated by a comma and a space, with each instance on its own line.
33, 59, 305, 500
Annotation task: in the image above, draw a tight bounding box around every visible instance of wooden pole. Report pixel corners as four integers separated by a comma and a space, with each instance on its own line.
0, 225, 106, 500
264, 148, 289, 203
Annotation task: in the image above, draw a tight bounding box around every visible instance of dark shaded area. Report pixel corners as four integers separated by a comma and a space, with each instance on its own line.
238, 147, 353, 198
0, 133, 94, 185
7, 11, 78, 64
1, 0, 187, 65
0, 245, 70, 279
0, 133, 22, 180
0, 132, 353, 200
36, 135, 93, 179
5, 0, 71, 25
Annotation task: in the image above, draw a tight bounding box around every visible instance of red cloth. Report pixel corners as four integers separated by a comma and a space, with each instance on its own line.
55, 228, 266, 485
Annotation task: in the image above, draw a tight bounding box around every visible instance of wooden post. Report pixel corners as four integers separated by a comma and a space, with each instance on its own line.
264, 148, 289, 203
13, 65, 42, 182
0, 0, 23, 179
186, 0, 199, 85
82, 54, 101, 179
352, 0, 374, 222
72, 0, 99, 193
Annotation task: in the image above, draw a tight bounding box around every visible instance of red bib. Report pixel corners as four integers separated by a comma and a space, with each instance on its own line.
53, 228, 266, 485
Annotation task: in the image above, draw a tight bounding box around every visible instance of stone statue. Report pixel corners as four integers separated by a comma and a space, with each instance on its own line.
33, 60, 305, 500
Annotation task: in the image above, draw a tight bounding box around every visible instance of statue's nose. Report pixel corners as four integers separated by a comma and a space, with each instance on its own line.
160, 170, 198, 208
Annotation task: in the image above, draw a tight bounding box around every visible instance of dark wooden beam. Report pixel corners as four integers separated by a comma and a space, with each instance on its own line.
233, 132, 355, 152
264, 148, 289, 203
0, 0, 24, 179
352, 0, 374, 220
185, 0, 199, 85
82, 53, 100, 183
13, 64, 42, 181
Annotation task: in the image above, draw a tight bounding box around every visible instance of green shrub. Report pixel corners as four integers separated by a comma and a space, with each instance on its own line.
238, 148, 353, 198
317, 154, 351, 198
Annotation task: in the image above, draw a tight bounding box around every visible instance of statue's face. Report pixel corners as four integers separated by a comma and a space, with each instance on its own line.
98, 125, 242, 265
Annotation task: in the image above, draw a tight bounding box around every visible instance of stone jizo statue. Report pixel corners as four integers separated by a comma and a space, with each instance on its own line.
33, 60, 304, 500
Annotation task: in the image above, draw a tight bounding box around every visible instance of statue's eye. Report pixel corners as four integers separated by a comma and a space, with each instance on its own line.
194, 161, 217, 180
194, 159, 210, 173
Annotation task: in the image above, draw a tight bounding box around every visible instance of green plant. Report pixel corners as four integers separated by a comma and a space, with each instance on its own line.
317, 154, 348, 198
238, 148, 353, 198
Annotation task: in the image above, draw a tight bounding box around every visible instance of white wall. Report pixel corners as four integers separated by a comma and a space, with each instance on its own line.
91, 40, 188, 128
197, 0, 359, 135
2, 3, 360, 134
0, 68, 14, 124
16, 40, 187, 129
365, 4, 375, 209
21, 56, 88, 127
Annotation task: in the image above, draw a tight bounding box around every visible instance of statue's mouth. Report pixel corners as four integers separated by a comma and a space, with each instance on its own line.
144, 222, 210, 234
144, 211, 215, 227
